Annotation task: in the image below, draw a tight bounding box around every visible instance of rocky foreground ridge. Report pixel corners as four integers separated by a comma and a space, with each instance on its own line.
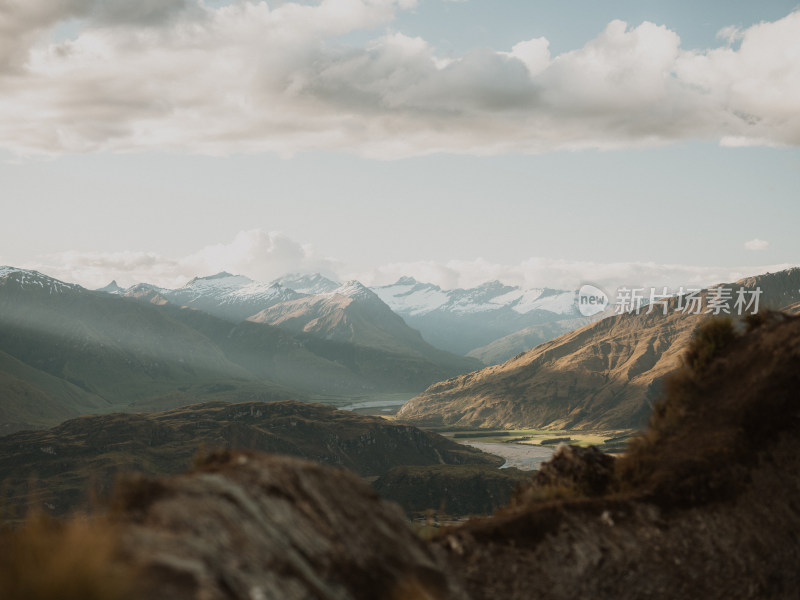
2, 313, 800, 599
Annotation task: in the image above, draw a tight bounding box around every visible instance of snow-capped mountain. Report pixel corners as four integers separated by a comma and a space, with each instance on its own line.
0, 266, 83, 295
248, 280, 479, 374
372, 277, 577, 317
248, 280, 404, 347
371, 277, 451, 316
96, 280, 124, 295
272, 273, 340, 295
371, 277, 583, 356
0, 266, 483, 433
96, 269, 593, 360
165, 272, 306, 320
170, 272, 254, 302
326, 280, 381, 303
107, 272, 306, 321
123, 283, 170, 305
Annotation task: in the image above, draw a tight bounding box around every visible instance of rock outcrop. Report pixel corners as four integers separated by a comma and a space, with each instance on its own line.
115, 451, 467, 600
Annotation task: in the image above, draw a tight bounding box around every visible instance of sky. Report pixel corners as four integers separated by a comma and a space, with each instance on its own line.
1, 0, 798, 292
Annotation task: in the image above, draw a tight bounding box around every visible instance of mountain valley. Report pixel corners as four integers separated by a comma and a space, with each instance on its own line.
0, 268, 481, 432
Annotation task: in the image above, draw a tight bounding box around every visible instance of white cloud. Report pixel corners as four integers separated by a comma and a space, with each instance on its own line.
28, 230, 340, 288
716, 25, 743, 46
0, 0, 800, 158
21, 230, 795, 292
182, 230, 341, 283
353, 256, 794, 293
0, 0, 195, 72
0, 3, 799, 157
505, 37, 551, 77
744, 238, 770, 251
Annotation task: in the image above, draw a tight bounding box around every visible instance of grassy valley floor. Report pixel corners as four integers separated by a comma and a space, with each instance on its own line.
426, 428, 636, 469
437, 428, 636, 455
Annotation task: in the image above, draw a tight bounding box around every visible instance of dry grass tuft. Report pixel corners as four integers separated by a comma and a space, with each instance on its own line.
615, 312, 800, 508
683, 316, 737, 373
0, 512, 135, 600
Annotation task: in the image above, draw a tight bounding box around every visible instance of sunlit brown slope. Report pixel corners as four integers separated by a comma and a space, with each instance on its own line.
436, 311, 800, 600
249, 280, 480, 375
398, 268, 800, 430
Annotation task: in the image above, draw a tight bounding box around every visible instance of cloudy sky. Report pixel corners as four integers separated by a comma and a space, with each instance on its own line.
1, 0, 798, 291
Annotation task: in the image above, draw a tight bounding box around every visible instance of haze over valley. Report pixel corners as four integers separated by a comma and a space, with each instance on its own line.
2, 1, 800, 598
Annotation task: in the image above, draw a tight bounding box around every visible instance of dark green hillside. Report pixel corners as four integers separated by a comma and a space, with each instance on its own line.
0, 351, 109, 434
0, 400, 500, 517
0, 271, 260, 404
158, 305, 368, 395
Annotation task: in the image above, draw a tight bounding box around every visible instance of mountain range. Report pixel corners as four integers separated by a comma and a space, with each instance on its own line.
8, 264, 797, 438
373, 277, 591, 356
109, 272, 310, 322
397, 268, 800, 431
0, 267, 478, 433
103, 272, 589, 361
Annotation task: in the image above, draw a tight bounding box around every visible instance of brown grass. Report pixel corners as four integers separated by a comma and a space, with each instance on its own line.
0, 512, 135, 600
682, 316, 737, 373
615, 312, 800, 508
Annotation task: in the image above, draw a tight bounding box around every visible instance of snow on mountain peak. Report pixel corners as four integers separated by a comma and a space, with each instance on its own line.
273, 273, 340, 295
226, 280, 303, 303
97, 280, 124, 294
184, 272, 252, 287
329, 280, 378, 302
476, 280, 506, 290
177, 272, 255, 299
394, 276, 418, 286
0, 266, 83, 294
0, 266, 21, 279
512, 288, 577, 315
371, 276, 577, 317
372, 278, 449, 316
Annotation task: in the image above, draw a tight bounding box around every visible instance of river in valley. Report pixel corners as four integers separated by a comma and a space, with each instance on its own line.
460, 442, 554, 470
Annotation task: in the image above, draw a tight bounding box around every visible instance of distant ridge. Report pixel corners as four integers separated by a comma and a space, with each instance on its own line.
96, 280, 124, 294
248, 280, 481, 374
373, 277, 588, 356
96, 270, 597, 358
274, 272, 340, 295
397, 268, 800, 430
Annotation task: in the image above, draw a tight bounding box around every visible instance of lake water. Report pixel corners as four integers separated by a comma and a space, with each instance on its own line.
461, 441, 554, 470
338, 399, 408, 411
